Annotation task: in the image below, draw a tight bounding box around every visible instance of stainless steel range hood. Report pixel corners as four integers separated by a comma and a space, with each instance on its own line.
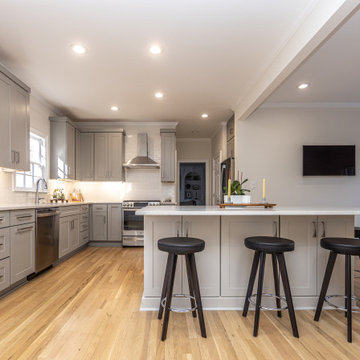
123, 133, 160, 169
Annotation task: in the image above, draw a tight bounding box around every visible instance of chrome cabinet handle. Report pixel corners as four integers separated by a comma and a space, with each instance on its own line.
312, 221, 317, 238
321, 221, 326, 238
273, 221, 278, 237
16, 215, 33, 220
17, 226, 33, 233
16, 152, 20, 164
11, 150, 16, 163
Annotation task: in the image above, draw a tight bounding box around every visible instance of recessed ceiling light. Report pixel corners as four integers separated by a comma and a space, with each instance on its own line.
201, 113, 209, 119
297, 83, 309, 90
71, 44, 87, 55
155, 92, 164, 99
110, 105, 119, 111
149, 45, 162, 55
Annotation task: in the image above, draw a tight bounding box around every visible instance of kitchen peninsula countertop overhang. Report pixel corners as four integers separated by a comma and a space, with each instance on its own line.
137, 205, 360, 216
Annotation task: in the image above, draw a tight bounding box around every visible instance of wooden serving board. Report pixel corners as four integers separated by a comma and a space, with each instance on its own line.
219, 203, 276, 209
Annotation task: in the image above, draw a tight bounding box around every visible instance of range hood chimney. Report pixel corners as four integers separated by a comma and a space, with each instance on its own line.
123, 133, 160, 169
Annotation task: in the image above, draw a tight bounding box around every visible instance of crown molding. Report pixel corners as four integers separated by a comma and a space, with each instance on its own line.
74, 121, 178, 132
261, 102, 360, 109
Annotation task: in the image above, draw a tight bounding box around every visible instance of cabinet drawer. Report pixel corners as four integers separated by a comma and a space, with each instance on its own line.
10, 209, 35, 226
80, 230, 89, 245
81, 205, 89, 213
0, 228, 10, 259
80, 222, 89, 232
80, 214, 89, 223
92, 204, 107, 212
59, 206, 80, 218
0, 257, 10, 292
0, 211, 10, 228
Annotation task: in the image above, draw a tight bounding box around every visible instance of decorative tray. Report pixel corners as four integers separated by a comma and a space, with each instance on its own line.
219, 203, 276, 209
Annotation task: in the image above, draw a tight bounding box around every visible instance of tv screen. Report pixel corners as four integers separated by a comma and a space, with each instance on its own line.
303, 145, 355, 176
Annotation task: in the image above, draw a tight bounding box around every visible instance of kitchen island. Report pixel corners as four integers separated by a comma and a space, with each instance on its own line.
137, 206, 360, 310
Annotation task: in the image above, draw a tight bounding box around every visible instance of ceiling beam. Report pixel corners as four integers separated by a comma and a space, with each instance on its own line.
234, 0, 360, 121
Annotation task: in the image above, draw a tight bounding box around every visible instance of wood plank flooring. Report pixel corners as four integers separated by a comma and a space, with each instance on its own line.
1, 247, 360, 359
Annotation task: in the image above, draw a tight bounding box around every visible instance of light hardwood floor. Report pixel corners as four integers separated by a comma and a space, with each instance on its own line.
1, 247, 360, 359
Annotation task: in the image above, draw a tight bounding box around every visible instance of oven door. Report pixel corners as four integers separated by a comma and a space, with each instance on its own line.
123, 208, 144, 246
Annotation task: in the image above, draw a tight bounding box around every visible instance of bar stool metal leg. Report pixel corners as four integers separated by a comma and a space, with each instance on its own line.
189, 253, 207, 338
243, 251, 260, 317
185, 254, 197, 318
158, 255, 172, 319
272, 254, 282, 318
314, 251, 337, 321
277, 253, 299, 338
253, 251, 266, 337
346, 254, 352, 343
161, 253, 178, 341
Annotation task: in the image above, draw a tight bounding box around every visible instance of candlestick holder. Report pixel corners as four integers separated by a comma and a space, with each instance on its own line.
260, 197, 267, 204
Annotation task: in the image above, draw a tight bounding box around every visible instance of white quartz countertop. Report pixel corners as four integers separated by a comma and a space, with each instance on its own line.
0, 202, 94, 211
137, 205, 360, 216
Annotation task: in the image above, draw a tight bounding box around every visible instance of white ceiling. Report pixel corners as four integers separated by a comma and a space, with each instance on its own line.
0, 0, 324, 137
266, 6, 360, 104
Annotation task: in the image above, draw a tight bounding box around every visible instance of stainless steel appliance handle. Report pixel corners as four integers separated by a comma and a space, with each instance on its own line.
37, 212, 59, 218
17, 226, 33, 233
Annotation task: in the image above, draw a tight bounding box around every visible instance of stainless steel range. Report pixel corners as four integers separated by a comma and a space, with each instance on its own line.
122, 200, 160, 246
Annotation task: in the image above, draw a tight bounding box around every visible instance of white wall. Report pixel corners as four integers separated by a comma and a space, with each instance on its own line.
211, 123, 226, 160
236, 106, 360, 208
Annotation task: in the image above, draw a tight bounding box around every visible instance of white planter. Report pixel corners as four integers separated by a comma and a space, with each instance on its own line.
223, 195, 232, 203
231, 195, 251, 204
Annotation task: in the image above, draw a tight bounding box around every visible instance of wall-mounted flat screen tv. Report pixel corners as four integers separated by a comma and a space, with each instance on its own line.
303, 145, 355, 176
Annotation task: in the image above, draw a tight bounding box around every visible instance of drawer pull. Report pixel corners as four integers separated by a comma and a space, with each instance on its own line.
17, 226, 33, 233
16, 215, 33, 220
312, 221, 317, 238
0, 217, 4, 222
321, 221, 326, 238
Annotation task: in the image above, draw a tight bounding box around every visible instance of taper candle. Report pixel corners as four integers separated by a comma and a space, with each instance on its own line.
262, 178, 266, 200
228, 178, 231, 198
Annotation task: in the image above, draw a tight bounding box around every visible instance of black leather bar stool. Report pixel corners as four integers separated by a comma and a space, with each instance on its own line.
315, 237, 360, 343
157, 237, 206, 341
242, 236, 299, 338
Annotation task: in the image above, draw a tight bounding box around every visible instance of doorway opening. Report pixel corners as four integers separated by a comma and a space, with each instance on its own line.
179, 162, 206, 205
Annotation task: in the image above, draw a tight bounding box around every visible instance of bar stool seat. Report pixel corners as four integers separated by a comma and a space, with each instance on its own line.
245, 236, 294, 253
243, 236, 299, 338
321, 237, 360, 255
158, 237, 205, 254
158, 236, 206, 341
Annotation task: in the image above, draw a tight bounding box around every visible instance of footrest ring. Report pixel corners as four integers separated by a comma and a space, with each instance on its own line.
325, 295, 360, 313
161, 294, 197, 313
249, 293, 288, 311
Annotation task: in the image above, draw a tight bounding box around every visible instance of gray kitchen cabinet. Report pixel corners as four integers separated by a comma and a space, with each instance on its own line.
79, 133, 94, 181
94, 132, 124, 181
10, 223, 35, 284
107, 204, 122, 241
49, 117, 76, 179
0, 258, 10, 292
227, 137, 234, 158
91, 205, 108, 241
0, 71, 30, 171
0, 228, 10, 259
75, 128, 81, 180
160, 129, 176, 182
59, 214, 80, 258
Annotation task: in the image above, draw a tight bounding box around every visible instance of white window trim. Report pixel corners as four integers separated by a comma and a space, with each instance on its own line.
13, 128, 48, 193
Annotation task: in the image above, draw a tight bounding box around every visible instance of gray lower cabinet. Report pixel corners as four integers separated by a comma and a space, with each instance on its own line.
0, 258, 10, 291
0, 227, 10, 291
107, 204, 122, 241
160, 129, 176, 182
10, 223, 35, 284
91, 205, 108, 241
59, 215, 80, 258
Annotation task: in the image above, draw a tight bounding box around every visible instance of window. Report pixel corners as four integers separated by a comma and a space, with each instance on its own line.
14, 131, 47, 191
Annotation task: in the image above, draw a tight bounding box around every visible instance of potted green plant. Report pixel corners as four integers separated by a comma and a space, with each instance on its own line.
223, 174, 251, 204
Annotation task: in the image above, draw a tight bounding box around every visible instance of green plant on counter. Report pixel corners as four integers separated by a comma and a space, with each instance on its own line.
223, 174, 250, 195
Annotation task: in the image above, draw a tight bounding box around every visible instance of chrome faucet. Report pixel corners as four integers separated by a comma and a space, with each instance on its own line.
35, 178, 48, 205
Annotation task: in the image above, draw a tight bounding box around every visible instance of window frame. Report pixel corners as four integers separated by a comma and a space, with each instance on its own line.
13, 129, 48, 193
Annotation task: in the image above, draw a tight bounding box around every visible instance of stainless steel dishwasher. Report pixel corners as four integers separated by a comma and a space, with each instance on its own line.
35, 208, 59, 273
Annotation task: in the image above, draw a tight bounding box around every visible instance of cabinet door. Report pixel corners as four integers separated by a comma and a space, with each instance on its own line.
108, 133, 124, 180
91, 207, 108, 241
221, 216, 278, 296
10, 83, 30, 171
10, 223, 35, 284
107, 204, 122, 241
59, 217, 71, 257
161, 131, 175, 182
280, 216, 317, 296
75, 129, 81, 180
70, 216, 80, 250
0, 258, 10, 292
66, 123, 75, 179
80, 133, 94, 181
0, 73, 11, 169
0, 228, 10, 259
144, 216, 182, 296
227, 137, 234, 159
317, 216, 354, 295
182, 216, 220, 296
94, 133, 108, 180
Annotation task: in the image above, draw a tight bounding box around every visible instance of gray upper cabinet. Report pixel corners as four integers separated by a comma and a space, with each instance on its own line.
75, 128, 81, 180
79, 133, 94, 181
160, 129, 176, 183
49, 117, 76, 179
0, 70, 30, 171
94, 132, 124, 181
